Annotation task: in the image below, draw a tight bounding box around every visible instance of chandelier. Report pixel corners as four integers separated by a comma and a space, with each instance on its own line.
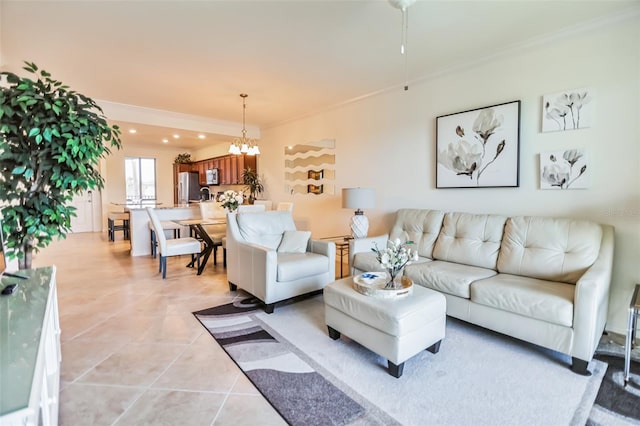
228, 93, 260, 156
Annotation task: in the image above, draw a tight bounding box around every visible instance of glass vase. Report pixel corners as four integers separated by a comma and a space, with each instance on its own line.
385, 268, 403, 289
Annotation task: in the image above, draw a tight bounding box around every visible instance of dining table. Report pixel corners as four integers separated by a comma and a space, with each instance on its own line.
174, 218, 226, 275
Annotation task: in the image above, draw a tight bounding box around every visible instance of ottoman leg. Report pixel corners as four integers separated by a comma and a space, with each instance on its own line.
388, 361, 404, 378
427, 340, 442, 354
327, 326, 341, 340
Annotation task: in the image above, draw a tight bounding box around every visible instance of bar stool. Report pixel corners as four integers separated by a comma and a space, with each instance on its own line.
108, 212, 130, 241
149, 221, 182, 258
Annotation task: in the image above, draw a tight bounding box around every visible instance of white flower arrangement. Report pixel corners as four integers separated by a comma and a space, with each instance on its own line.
218, 190, 244, 212
372, 238, 419, 288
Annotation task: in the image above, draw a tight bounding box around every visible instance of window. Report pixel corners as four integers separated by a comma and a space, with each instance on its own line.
125, 157, 157, 202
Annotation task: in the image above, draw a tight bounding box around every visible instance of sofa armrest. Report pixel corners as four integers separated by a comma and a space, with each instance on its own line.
572, 224, 615, 362
348, 234, 389, 276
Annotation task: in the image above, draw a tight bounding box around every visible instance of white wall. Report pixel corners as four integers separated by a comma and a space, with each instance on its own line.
101, 143, 191, 224
258, 17, 640, 333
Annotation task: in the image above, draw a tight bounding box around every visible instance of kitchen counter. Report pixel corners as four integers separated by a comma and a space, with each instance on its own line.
126, 205, 199, 256
123, 203, 194, 210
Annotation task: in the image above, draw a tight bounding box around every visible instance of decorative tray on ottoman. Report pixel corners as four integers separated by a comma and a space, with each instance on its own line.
352, 272, 413, 299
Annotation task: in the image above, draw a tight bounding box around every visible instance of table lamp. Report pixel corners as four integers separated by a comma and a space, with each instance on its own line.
342, 188, 375, 238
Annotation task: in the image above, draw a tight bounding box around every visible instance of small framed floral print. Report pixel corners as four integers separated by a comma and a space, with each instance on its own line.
436, 100, 520, 188
540, 149, 588, 189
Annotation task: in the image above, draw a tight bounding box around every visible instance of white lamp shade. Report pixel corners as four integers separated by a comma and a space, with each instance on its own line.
341, 188, 375, 210
388, 0, 416, 10
342, 188, 375, 238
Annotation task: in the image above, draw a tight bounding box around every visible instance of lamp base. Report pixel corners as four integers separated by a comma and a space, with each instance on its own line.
350, 214, 369, 239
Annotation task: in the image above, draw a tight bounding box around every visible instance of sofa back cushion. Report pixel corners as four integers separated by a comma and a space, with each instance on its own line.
433, 212, 507, 270
389, 209, 445, 259
237, 211, 297, 249
497, 216, 602, 283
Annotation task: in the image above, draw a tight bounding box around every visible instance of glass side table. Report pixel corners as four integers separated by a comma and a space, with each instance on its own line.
624, 283, 640, 386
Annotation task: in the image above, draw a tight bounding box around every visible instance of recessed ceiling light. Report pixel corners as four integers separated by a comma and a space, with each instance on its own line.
173, 134, 180, 139
198, 134, 205, 139
162, 139, 169, 144
129, 129, 137, 134
288, 146, 293, 150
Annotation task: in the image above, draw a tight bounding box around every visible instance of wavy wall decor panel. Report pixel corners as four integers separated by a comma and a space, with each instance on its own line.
284, 139, 335, 195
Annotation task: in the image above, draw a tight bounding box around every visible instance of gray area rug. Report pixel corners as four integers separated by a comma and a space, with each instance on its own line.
196, 295, 607, 425
588, 336, 640, 425
193, 299, 395, 425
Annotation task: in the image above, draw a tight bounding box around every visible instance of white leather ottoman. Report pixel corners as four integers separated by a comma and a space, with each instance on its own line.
324, 277, 446, 378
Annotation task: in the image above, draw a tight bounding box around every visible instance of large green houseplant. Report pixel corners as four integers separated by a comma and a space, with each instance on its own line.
241, 167, 264, 203
0, 62, 122, 269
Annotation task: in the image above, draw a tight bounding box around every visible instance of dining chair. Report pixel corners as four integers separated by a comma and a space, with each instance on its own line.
199, 201, 226, 264
146, 207, 201, 279
253, 200, 273, 210
276, 202, 294, 212
238, 204, 266, 213
148, 220, 182, 258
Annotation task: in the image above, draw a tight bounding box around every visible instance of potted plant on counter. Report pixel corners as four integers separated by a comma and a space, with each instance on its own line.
0, 61, 122, 269
241, 167, 264, 204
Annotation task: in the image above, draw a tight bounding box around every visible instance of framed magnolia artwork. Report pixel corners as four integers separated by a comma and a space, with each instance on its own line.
436, 100, 521, 188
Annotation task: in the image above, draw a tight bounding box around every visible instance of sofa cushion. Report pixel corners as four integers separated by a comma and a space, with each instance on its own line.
277, 252, 329, 282
352, 252, 386, 273
470, 273, 574, 327
389, 209, 445, 259
277, 230, 311, 253
433, 212, 506, 270
497, 216, 602, 283
353, 252, 432, 274
237, 211, 297, 250
406, 260, 497, 298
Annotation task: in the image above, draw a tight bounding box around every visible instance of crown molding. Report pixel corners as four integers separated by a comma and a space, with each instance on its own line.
98, 100, 261, 139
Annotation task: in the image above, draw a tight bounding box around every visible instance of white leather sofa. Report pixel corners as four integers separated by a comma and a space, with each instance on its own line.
226, 210, 336, 313
349, 209, 615, 374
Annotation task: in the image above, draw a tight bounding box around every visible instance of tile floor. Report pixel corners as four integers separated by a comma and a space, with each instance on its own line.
31, 231, 638, 425
33, 232, 287, 426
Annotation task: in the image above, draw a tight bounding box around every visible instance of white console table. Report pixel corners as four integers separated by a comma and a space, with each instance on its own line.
0, 266, 61, 426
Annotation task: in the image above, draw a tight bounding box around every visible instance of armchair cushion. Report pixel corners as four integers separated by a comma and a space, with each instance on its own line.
277, 230, 311, 253
277, 252, 330, 281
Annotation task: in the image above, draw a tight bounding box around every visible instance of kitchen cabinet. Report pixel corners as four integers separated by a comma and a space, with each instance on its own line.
222, 156, 232, 184
173, 155, 258, 198
197, 162, 207, 186
0, 267, 61, 426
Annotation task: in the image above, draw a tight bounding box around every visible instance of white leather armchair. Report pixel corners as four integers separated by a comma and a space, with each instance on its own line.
226, 211, 336, 313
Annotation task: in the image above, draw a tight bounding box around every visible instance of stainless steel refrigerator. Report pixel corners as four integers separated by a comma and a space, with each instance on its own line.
177, 171, 201, 204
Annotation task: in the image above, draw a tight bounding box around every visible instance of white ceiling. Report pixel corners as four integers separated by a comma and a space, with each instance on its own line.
1, 0, 637, 149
